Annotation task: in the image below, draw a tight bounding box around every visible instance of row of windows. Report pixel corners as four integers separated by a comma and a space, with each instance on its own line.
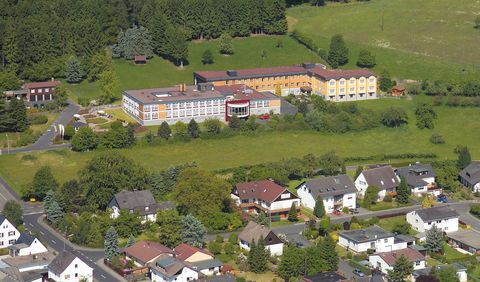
166, 99, 224, 110
226, 75, 308, 85
30, 87, 52, 94
329, 77, 375, 86
0, 240, 16, 246
0, 231, 16, 237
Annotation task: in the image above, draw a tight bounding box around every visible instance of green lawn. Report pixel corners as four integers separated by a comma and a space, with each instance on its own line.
287, 0, 480, 80
2, 96, 480, 193
376, 215, 418, 235
367, 201, 412, 212
443, 243, 470, 260
86, 117, 108, 124
66, 35, 324, 101
104, 108, 136, 123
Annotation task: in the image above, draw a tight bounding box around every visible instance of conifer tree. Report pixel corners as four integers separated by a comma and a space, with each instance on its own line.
65, 56, 83, 83
126, 235, 136, 248
319, 236, 338, 271
278, 246, 304, 281
201, 49, 214, 65
327, 34, 349, 68
157, 121, 171, 139
228, 115, 240, 129
249, 236, 268, 273
314, 195, 325, 218
9, 97, 28, 132
388, 255, 414, 282
354, 166, 363, 180
181, 214, 207, 248
425, 225, 444, 254
457, 146, 471, 169
46, 199, 64, 226
396, 176, 410, 204
188, 119, 200, 138
104, 226, 120, 261
288, 203, 298, 222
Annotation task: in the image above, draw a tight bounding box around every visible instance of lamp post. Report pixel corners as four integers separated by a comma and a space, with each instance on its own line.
6, 134, 10, 154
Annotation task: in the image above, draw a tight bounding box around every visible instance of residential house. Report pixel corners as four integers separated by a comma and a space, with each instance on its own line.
396, 163, 440, 196
338, 226, 414, 253
355, 166, 399, 200
48, 251, 93, 282
369, 248, 426, 275
4, 80, 61, 106
232, 180, 300, 219
124, 241, 175, 267
406, 205, 459, 233
446, 229, 480, 255
302, 271, 348, 282
459, 161, 480, 192
0, 215, 21, 248
2, 251, 55, 274
413, 264, 467, 282
238, 221, 284, 256
8, 233, 48, 257
150, 254, 200, 282
174, 243, 222, 276
296, 175, 357, 213
193, 274, 236, 282
108, 190, 166, 222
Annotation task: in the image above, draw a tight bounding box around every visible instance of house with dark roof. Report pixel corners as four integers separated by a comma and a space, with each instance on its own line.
396, 163, 440, 196
0, 215, 20, 248
459, 161, 480, 192
8, 232, 47, 257
124, 241, 175, 266
369, 248, 426, 275
174, 243, 222, 276
108, 190, 171, 222
446, 229, 480, 255
406, 205, 459, 233
150, 254, 201, 282
338, 225, 414, 253
296, 175, 357, 213
48, 251, 93, 282
413, 263, 467, 282
232, 180, 300, 219
354, 166, 399, 200
302, 271, 348, 282
238, 221, 284, 256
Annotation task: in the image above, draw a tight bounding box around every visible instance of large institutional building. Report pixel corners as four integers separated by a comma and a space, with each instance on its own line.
123, 83, 281, 125
194, 63, 377, 101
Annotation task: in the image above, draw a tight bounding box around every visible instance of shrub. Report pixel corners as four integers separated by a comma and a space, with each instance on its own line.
430, 133, 445, 144
367, 248, 375, 255
29, 114, 48, 125
207, 241, 222, 255
215, 235, 224, 243
470, 204, 480, 217
383, 195, 393, 202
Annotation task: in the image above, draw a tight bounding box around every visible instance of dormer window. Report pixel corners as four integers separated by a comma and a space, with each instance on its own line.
145, 207, 149, 211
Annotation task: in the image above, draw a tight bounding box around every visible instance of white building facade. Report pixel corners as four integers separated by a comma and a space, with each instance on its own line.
406, 206, 459, 233
0, 216, 20, 248
338, 226, 411, 253
48, 255, 93, 282
151, 266, 199, 282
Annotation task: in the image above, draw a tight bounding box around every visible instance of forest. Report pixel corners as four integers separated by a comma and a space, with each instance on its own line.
0, 0, 288, 86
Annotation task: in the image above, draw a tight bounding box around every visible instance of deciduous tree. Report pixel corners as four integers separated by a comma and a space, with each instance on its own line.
219, 33, 234, 55
71, 127, 99, 152
357, 49, 376, 68
2, 200, 23, 227
157, 121, 171, 139
188, 119, 200, 138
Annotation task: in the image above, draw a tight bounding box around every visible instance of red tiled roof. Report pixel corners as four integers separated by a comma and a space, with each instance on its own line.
377, 248, 425, 265
135, 55, 147, 61
174, 243, 213, 261
308, 68, 375, 80
234, 180, 288, 204
23, 80, 60, 89
195, 65, 307, 80
124, 241, 174, 264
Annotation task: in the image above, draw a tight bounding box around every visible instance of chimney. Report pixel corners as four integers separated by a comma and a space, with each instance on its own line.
51, 77, 54, 81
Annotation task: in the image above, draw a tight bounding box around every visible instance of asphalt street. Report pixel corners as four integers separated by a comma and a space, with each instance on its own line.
1, 100, 80, 154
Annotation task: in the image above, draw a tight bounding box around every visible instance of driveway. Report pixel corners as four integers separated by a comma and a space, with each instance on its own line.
1, 100, 80, 154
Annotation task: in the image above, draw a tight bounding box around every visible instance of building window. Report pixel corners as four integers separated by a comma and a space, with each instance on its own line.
39, 88, 43, 93
75, 264, 78, 268
329, 80, 335, 86
8, 240, 15, 244
384, 239, 388, 243
8, 231, 15, 236
31, 89, 35, 94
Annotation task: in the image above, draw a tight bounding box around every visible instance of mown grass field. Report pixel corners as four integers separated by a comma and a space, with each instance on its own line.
66, 35, 323, 101
287, 0, 480, 80
1, 96, 480, 193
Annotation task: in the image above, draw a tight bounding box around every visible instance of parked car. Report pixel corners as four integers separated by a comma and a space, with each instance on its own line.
259, 114, 270, 120
437, 194, 448, 203
349, 208, 359, 214
353, 268, 365, 277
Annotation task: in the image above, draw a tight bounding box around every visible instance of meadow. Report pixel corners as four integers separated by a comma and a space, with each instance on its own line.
66, 35, 324, 101
1, 96, 480, 193
287, 0, 480, 81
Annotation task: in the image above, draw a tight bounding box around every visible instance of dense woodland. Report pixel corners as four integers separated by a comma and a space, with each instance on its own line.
0, 0, 287, 84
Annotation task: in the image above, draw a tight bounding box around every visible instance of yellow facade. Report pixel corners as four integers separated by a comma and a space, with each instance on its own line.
312, 76, 377, 98
158, 104, 167, 119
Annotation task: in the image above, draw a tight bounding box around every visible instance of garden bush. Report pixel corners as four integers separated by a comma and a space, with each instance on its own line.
28, 114, 48, 125
430, 133, 445, 144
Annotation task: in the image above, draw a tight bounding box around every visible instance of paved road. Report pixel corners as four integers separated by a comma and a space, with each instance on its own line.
1, 100, 80, 154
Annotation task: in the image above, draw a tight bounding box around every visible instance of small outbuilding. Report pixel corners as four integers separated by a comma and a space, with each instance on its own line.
391, 85, 406, 96
134, 55, 147, 65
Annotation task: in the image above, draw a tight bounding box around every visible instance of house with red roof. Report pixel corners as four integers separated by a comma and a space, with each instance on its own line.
369, 248, 426, 275
124, 241, 175, 267
4, 80, 61, 106
232, 180, 300, 219
174, 243, 222, 276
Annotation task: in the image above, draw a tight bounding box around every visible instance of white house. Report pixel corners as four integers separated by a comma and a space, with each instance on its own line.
296, 175, 356, 213
396, 163, 440, 196
338, 226, 415, 253
108, 190, 173, 223
0, 215, 20, 248
238, 221, 284, 256
174, 243, 221, 276
355, 166, 399, 200
413, 264, 467, 282
48, 251, 93, 282
232, 180, 300, 219
459, 161, 480, 192
406, 205, 459, 233
8, 232, 48, 257
369, 248, 426, 275
150, 255, 200, 282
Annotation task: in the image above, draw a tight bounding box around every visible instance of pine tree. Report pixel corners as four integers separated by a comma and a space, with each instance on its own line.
157, 121, 171, 139
9, 97, 28, 132
65, 56, 83, 83
288, 202, 298, 222
319, 236, 338, 271
201, 49, 214, 65
314, 195, 326, 218
0, 94, 14, 132
457, 146, 471, 169
388, 255, 414, 282
425, 225, 444, 254
181, 214, 207, 248
219, 33, 234, 55
278, 246, 305, 281
104, 226, 119, 261
44, 189, 55, 211
327, 34, 349, 68
228, 115, 240, 129
354, 166, 363, 180
248, 237, 268, 273
46, 199, 64, 226
188, 119, 200, 138
396, 176, 410, 204
126, 235, 136, 248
